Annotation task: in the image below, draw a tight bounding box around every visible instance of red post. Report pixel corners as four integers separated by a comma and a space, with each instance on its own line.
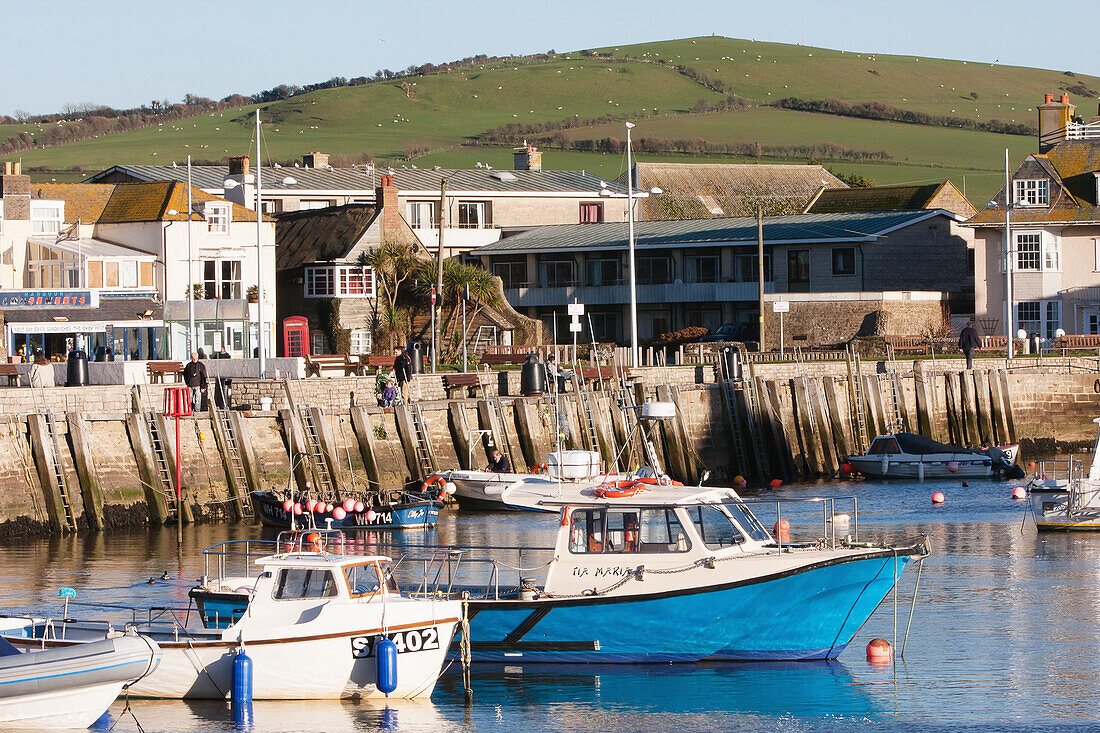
164, 387, 192, 543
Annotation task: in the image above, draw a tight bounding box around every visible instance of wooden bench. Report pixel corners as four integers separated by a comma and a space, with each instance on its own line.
442, 373, 485, 398
361, 354, 396, 372
976, 336, 1008, 355
147, 361, 184, 383
1054, 335, 1100, 350
884, 336, 931, 355
480, 353, 533, 366
578, 366, 613, 389
0, 364, 19, 386
305, 354, 362, 378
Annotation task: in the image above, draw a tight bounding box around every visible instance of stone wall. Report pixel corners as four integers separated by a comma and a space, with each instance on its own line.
762, 296, 945, 347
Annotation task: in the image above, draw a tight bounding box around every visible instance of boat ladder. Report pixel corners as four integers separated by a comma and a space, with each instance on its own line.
41, 410, 78, 532
846, 346, 869, 454
742, 353, 772, 481
298, 406, 336, 496
616, 371, 662, 472
409, 401, 438, 480
212, 401, 253, 518
143, 408, 179, 520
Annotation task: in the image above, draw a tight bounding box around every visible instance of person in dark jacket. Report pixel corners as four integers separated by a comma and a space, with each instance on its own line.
393, 346, 413, 402
486, 449, 511, 473
958, 322, 982, 369
183, 352, 208, 410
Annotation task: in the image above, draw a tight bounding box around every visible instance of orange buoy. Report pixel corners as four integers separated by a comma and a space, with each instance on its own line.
773, 519, 790, 542
866, 637, 892, 663
1011, 486, 1027, 500
1028, 461, 1036, 469
769, 479, 783, 489
931, 491, 945, 505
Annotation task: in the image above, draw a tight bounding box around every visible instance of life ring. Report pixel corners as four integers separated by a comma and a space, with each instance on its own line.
421, 474, 447, 500
531, 463, 549, 474
594, 481, 650, 499
632, 476, 684, 487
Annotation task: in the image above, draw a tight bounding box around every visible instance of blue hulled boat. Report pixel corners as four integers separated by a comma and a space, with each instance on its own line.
253, 490, 442, 530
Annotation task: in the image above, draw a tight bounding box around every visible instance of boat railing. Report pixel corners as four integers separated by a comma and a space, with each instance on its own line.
383, 543, 557, 601
22, 600, 216, 641
735, 495, 859, 552
201, 530, 372, 581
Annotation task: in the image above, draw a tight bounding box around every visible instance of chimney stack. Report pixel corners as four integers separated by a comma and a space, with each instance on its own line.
376, 174, 401, 236
513, 143, 542, 172
302, 152, 329, 169
1038, 93, 1076, 153
0, 162, 30, 220
228, 156, 250, 177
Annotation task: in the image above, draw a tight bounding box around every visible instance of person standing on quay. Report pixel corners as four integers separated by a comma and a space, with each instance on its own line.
183, 352, 208, 411
958, 321, 982, 370
393, 345, 413, 403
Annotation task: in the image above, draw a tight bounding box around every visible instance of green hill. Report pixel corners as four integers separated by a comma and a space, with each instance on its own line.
5, 36, 1098, 205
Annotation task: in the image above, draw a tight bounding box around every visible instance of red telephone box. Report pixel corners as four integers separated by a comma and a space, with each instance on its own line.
283, 316, 310, 357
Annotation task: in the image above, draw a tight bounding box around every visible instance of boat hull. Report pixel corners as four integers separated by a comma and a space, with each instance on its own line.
254, 492, 441, 530
0, 682, 125, 729
847, 455, 993, 479
463, 552, 913, 663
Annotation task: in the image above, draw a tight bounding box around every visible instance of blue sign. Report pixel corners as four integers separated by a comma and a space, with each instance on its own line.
57, 587, 76, 598
0, 290, 98, 308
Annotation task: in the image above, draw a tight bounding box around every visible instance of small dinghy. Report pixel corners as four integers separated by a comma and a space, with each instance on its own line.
0, 632, 159, 729
847, 433, 1022, 479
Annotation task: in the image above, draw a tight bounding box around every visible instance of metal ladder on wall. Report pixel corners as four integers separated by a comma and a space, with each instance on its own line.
409, 401, 438, 480
614, 362, 662, 472
211, 399, 253, 518
298, 406, 336, 497
41, 411, 78, 532
718, 379, 752, 480
142, 408, 179, 520
884, 345, 904, 434
572, 374, 603, 457
742, 353, 772, 480
846, 346, 869, 453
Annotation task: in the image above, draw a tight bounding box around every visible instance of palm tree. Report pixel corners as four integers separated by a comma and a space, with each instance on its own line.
366, 239, 419, 349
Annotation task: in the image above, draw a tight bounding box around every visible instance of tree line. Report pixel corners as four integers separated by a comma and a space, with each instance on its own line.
772, 97, 1037, 136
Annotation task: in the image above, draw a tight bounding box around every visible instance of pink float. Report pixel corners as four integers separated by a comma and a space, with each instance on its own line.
931, 491, 945, 504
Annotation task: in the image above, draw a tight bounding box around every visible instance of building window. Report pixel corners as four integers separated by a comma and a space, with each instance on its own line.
406, 201, 435, 228
1016, 233, 1041, 271
304, 265, 374, 298
457, 201, 491, 228
684, 308, 722, 331
787, 249, 810, 292
203, 259, 242, 299
586, 257, 620, 286
299, 200, 333, 210
967, 248, 975, 276
311, 331, 330, 355
205, 204, 229, 233
580, 202, 603, 224
1017, 301, 1040, 335
831, 247, 856, 276
540, 259, 575, 287
1045, 301, 1061, 339
1043, 235, 1060, 271
492, 260, 527, 288
734, 253, 772, 283
589, 311, 619, 342
31, 202, 63, 235
636, 256, 672, 285
1014, 179, 1049, 206
349, 329, 372, 355
685, 254, 719, 283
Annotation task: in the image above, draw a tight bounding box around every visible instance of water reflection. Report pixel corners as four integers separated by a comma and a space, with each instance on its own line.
4, 477, 1100, 727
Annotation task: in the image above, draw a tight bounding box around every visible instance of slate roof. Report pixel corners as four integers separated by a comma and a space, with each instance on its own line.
807, 183, 944, 213
30, 183, 115, 223
968, 140, 1100, 226
86, 164, 628, 196
476, 210, 940, 254
275, 204, 380, 270
622, 163, 847, 220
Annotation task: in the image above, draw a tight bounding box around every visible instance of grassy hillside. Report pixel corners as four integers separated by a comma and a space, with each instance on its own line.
4, 35, 1095, 206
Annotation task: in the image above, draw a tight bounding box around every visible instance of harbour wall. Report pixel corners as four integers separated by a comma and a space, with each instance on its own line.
0, 358, 1097, 538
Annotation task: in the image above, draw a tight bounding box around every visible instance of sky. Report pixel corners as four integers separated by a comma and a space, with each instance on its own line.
3, 0, 1098, 116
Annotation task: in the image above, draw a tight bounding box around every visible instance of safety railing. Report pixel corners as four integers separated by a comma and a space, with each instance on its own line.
737, 495, 859, 552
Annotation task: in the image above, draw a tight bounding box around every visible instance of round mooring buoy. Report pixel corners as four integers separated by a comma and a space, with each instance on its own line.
931, 491, 946, 505
1011, 486, 1027, 500
866, 637, 892, 663
773, 519, 791, 542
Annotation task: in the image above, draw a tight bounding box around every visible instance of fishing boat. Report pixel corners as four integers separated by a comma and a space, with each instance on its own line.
1029, 419, 1100, 531
0, 535, 461, 700
407, 486, 930, 663
0, 632, 159, 729
846, 433, 1022, 479
252, 489, 444, 530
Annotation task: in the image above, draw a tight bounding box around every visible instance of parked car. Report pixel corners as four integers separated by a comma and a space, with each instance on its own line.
699, 323, 755, 343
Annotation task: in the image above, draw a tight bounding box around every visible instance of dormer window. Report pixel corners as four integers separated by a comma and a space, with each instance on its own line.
205, 203, 229, 233
31, 201, 64, 234
1014, 179, 1049, 206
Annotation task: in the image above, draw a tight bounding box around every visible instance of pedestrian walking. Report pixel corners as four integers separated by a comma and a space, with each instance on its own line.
958, 321, 982, 370
183, 352, 208, 411
393, 345, 413, 402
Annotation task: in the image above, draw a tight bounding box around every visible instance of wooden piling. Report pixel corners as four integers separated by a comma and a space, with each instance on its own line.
889, 371, 911, 432
987, 369, 1010, 445
309, 407, 346, 490
754, 377, 789, 481
277, 408, 312, 493
791, 377, 823, 475
863, 375, 887, 438
767, 380, 803, 478
972, 370, 995, 446
958, 371, 980, 446
393, 402, 425, 481
125, 412, 171, 525
512, 399, 541, 470
65, 412, 105, 531
912, 361, 937, 440
447, 402, 475, 470
27, 414, 71, 533
228, 411, 262, 519
943, 371, 962, 445
350, 406, 385, 489
998, 369, 1018, 442
809, 377, 839, 474
656, 385, 694, 484
154, 413, 194, 524
822, 377, 851, 463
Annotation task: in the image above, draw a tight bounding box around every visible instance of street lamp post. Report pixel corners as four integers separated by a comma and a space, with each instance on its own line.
600, 124, 661, 367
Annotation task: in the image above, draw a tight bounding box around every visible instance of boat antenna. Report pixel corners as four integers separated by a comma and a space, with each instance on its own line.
552, 312, 563, 499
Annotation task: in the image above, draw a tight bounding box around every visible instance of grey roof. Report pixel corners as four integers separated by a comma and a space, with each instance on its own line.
476, 210, 942, 254
86, 165, 628, 196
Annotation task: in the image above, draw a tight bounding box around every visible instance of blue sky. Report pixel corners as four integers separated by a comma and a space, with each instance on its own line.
4, 0, 1097, 116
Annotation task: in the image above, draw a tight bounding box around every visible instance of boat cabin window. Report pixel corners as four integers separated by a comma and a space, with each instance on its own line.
720, 500, 771, 542
686, 504, 746, 550
867, 437, 900, 455
344, 563, 384, 597
569, 508, 691, 553
272, 568, 339, 600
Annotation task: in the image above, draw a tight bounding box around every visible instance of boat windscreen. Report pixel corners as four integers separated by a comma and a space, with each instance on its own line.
892, 433, 982, 455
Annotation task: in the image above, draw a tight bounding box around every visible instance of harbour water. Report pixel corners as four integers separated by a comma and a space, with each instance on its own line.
2, 476, 1098, 731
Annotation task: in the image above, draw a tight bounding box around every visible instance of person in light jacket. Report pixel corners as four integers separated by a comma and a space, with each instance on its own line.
27, 353, 54, 388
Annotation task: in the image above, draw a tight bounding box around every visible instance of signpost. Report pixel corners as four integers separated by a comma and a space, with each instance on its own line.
568, 301, 584, 367
163, 386, 192, 545
772, 301, 789, 357
430, 285, 437, 373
